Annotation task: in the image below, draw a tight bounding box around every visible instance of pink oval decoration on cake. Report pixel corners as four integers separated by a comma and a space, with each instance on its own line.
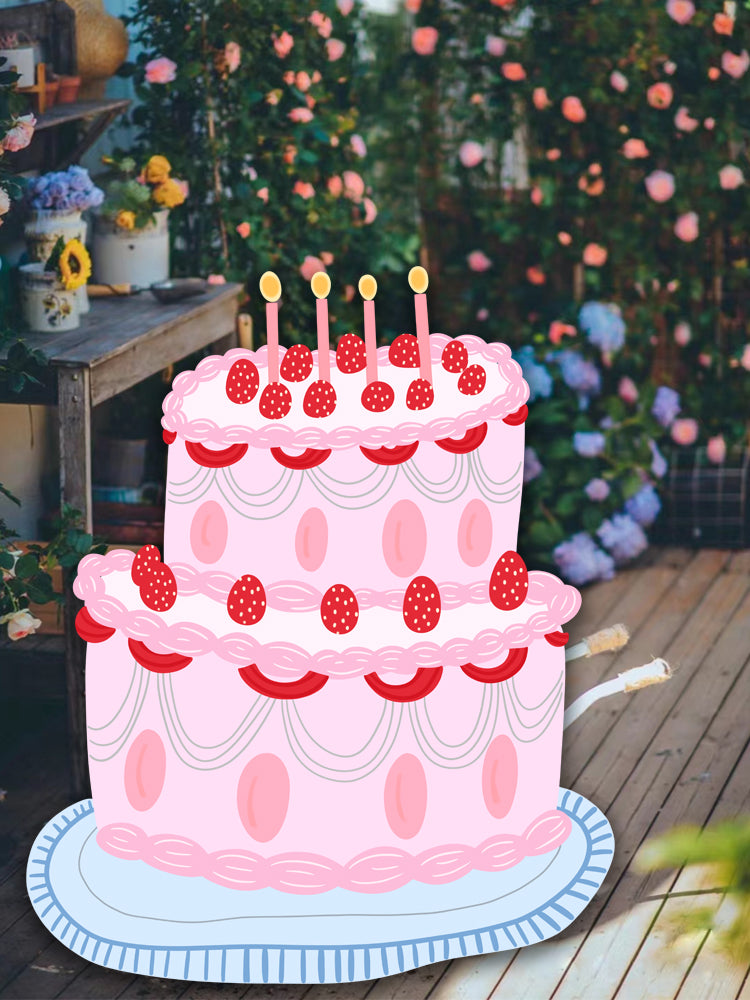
482, 735, 518, 819
124, 730, 166, 812
384, 753, 427, 839
237, 754, 290, 842
295, 508, 328, 571
458, 499, 493, 567
189, 501, 228, 564
382, 500, 427, 577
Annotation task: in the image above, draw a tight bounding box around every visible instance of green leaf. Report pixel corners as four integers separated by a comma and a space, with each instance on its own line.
14, 554, 39, 579
0, 551, 14, 570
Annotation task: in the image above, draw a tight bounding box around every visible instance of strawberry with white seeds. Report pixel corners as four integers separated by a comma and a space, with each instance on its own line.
303, 379, 337, 418
227, 574, 267, 625
489, 551, 529, 611
259, 381, 292, 419
388, 333, 420, 368
225, 358, 260, 404
402, 576, 441, 633
131, 544, 161, 586
336, 333, 367, 373
140, 563, 178, 612
441, 340, 469, 373
406, 377, 434, 411
458, 363, 487, 395
280, 344, 314, 382
361, 380, 395, 413
320, 584, 359, 634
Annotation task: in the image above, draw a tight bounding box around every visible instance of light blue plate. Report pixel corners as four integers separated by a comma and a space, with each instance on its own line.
27, 789, 613, 984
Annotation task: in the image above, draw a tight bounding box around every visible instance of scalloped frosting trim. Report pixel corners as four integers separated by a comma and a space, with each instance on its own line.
97, 809, 571, 894
73, 550, 581, 679
161, 335, 529, 451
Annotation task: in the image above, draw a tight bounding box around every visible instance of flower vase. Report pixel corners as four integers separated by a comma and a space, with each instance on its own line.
24, 209, 86, 267
18, 263, 80, 333
92, 211, 169, 288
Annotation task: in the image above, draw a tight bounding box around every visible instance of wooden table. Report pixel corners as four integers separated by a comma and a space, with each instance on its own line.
0, 284, 242, 798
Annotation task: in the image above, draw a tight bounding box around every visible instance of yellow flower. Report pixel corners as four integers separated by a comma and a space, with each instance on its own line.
59, 239, 92, 291
116, 210, 136, 230
152, 178, 186, 209
144, 154, 171, 184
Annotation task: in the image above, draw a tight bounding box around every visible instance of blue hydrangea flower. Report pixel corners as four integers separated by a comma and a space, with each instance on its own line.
513, 346, 553, 402
579, 301, 626, 353
573, 431, 606, 457
625, 484, 661, 526
553, 532, 615, 585
585, 477, 610, 501
523, 447, 543, 483
67, 165, 91, 192
597, 513, 648, 563
555, 350, 602, 397
648, 439, 668, 478
651, 386, 681, 428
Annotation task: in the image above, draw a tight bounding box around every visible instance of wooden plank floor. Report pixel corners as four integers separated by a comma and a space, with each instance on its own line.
1, 546, 749, 1000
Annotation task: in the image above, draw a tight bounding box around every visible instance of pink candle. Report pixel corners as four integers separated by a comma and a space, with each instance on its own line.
311, 272, 332, 381
358, 274, 378, 384
259, 271, 281, 382
409, 266, 432, 383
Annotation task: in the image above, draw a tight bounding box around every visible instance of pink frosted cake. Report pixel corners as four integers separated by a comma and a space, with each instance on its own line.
74, 276, 581, 895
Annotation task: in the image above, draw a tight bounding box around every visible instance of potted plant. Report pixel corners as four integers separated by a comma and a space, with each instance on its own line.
0, 32, 36, 89
18, 235, 91, 332
93, 154, 187, 287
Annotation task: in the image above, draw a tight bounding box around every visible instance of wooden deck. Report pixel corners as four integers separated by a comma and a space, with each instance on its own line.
1, 546, 749, 999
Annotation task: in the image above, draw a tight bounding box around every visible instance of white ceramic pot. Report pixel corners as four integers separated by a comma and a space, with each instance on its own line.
93, 211, 169, 287
24, 209, 86, 267
0, 45, 36, 88
19, 263, 80, 333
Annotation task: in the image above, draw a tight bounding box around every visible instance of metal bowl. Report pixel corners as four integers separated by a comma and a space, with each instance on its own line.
149, 278, 208, 304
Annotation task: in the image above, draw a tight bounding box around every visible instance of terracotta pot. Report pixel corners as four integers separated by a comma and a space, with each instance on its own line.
57, 74, 81, 103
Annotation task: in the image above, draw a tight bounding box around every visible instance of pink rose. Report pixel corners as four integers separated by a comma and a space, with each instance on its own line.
674, 106, 699, 132
722, 50, 749, 78
622, 137, 649, 159
1, 113, 36, 152
459, 141, 484, 168
300, 256, 326, 282
501, 62, 526, 81
583, 243, 608, 266
257, 187, 269, 203
330, 135, 339, 146
532, 87, 551, 110
2, 609, 42, 641
145, 57, 177, 84
350, 134, 367, 157
704, 117, 716, 130
530, 185, 544, 205
327, 175, 343, 197
699, 352, 712, 368
485, 35, 507, 57
405, 0, 422, 10
312, 70, 321, 83
321, 251, 334, 265
674, 321, 691, 346
706, 435, 726, 464
344, 284, 356, 302
610, 70, 628, 92
671, 418, 698, 446
266, 90, 281, 105
293, 180, 315, 199
546, 148, 561, 161
740, 344, 750, 370
666, 0, 695, 24
273, 31, 294, 58
645, 169, 675, 202
362, 197, 377, 224
476, 308, 489, 321
713, 12, 734, 35
337, 0, 354, 13
283, 70, 295, 85
283, 144, 297, 164
663, 60, 677, 75
412, 26, 438, 56
309, 10, 332, 38
526, 266, 545, 285
647, 82, 673, 109
618, 376, 639, 404
224, 41, 241, 73
343, 170, 365, 201
288, 107, 313, 123
674, 211, 699, 241
708, 66, 721, 80
490, 0, 515, 6
326, 38, 346, 61
561, 96, 586, 123
558, 231, 572, 245
236, 221, 251, 238
467, 250, 492, 272
719, 165, 744, 189
296, 71, 312, 92
549, 321, 576, 345
207, 274, 226, 286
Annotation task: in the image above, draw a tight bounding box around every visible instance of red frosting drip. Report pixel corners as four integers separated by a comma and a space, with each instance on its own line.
271, 447, 331, 470
128, 638, 192, 674
461, 647, 528, 683
545, 631, 570, 647
162, 429, 176, 445
238, 664, 328, 699
435, 422, 488, 454
503, 404, 528, 426
75, 607, 115, 643
360, 441, 419, 466
364, 666, 443, 702
185, 441, 249, 468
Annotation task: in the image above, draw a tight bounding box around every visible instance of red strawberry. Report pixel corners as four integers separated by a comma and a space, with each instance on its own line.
227, 574, 267, 625
458, 364, 487, 396
361, 380, 394, 413
280, 344, 314, 383
163, 429, 177, 445
303, 379, 337, 418
320, 584, 359, 634
140, 563, 178, 612
226, 359, 260, 404
442, 340, 469, 373
489, 551, 529, 611
259, 381, 292, 419
403, 576, 441, 633
336, 333, 367, 374
131, 545, 162, 586
406, 378, 434, 411
389, 334, 420, 368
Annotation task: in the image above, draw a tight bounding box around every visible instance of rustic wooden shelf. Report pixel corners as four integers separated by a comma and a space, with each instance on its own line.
34, 97, 130, 132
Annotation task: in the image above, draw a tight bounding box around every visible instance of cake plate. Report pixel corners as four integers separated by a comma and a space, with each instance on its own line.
27, 788, 613, 985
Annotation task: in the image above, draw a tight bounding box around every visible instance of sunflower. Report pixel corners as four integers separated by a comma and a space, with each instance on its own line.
59, 239, 92, 291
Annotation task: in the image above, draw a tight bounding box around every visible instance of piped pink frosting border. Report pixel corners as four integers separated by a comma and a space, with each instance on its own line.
74, 550, 581, 679
161, 335, 529, 450
97, 809, 571, 894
